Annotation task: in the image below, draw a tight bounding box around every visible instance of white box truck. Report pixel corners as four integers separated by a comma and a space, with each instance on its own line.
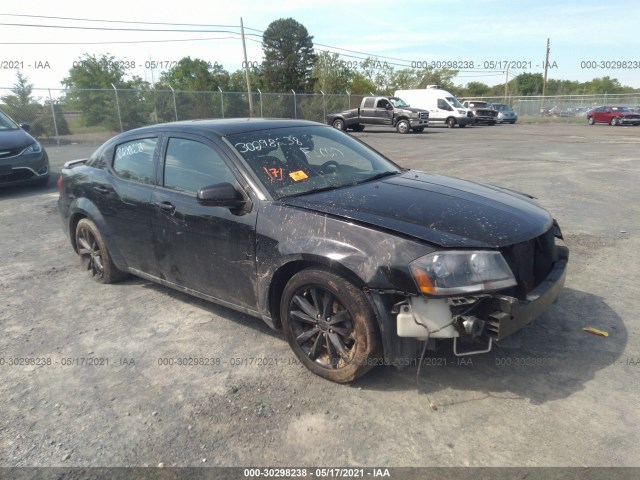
394, 86, 474, 128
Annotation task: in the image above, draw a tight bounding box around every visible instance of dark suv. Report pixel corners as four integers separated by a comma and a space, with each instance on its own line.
0, 109, 50, 187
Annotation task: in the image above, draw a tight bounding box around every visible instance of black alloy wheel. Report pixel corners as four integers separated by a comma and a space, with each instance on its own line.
281, 269, 380, 382
75, 218, 127, 284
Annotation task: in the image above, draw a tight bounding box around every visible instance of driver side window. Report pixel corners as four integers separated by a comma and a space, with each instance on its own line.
163, 138, 235, 194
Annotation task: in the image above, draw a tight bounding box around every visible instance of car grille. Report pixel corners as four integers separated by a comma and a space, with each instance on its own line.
500, 226, 557, 300
418, 112, 429, 120
476, 109, 497, 117
0, 147, 24, 159
0, 168, 36, 183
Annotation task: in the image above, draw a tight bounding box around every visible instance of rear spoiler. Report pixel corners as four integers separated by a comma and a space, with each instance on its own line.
63, 158, 88, 168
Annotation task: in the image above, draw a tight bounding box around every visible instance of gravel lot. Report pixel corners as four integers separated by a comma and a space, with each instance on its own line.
1, 123, 639, 470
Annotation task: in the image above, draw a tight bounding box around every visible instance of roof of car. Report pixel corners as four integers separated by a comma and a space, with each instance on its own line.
124, 118, 324, 137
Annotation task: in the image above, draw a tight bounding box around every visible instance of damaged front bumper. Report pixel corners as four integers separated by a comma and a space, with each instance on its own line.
394, 245, 568, 355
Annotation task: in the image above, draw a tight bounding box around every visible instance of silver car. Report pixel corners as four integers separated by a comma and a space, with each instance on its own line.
491, 103, 518, 124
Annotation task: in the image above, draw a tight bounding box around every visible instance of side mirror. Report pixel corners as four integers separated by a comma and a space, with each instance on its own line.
197, 182, 251, 212
19, 123, 31, 132
386, 104, 393, 110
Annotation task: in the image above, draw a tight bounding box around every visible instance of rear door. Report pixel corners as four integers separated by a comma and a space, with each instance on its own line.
150, 133, 258, 308
92, 135, 161, 274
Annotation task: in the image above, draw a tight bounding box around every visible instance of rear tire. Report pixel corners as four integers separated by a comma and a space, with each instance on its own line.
75, 218, 128, 284
281, 269, 381, 383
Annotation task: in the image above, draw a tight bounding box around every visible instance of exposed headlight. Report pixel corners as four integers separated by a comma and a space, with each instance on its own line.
457, 109, 466, 114
410, 251, 516, 295
22, 142, 42, 154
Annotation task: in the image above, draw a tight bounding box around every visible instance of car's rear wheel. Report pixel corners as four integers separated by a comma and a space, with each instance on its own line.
75, 218, 127, 284
281, 269, 380, 383
332, 118, 346, 131
396, 119, 410, 134
446, 117, 456, 128
610, 117, 620, 126
588, 116, 595, 125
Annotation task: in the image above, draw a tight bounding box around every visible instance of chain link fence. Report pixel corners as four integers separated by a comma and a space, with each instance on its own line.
2, 87, 640, 144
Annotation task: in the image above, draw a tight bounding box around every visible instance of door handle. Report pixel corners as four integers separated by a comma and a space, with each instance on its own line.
154, 201, 176, 213
93, 185, 112, 194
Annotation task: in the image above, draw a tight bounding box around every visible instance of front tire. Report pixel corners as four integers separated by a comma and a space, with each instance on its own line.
75, 218, 127, 284
588, 116, 595, 125
610, 117, 620, 126
281, 269, 380, 383
332, 118, 346, 131
396, 119, 410, 134
446, 117, 456, 128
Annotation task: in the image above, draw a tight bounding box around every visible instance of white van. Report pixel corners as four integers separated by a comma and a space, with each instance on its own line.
394, 86, 474, 128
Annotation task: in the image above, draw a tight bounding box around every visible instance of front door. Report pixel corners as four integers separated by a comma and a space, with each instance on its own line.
151, 134, 258, 309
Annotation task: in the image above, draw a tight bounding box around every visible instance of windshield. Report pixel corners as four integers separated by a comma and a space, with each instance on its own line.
446, 96, 463, 108
492, 103, 511, 111
226, 125, 401, 199
0, 110, 20, 131
389, 97, 409, 108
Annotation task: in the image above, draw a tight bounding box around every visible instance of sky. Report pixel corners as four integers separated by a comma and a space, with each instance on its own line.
1, 0, 640, 93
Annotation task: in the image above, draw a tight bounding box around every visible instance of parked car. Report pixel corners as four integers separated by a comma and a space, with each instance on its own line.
0, 108, 50, 187
586, 106, 640, 126
460, 100, 498, 125
490, 103, 518, 124
57, 119, 569, 383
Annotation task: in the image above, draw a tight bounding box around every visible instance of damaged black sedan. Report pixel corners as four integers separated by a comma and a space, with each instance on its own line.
57, 119, 568, 382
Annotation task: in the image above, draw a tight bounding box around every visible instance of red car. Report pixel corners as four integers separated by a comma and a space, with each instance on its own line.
586, 106, 640, 126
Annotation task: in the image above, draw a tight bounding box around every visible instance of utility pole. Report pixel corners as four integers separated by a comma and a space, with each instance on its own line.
542, 37, 550, 97
503, 66, 509, 102
240, 17, 254, 116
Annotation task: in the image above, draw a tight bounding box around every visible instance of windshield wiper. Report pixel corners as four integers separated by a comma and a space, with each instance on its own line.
353, 170, 401, 185
278, 184, 344, 198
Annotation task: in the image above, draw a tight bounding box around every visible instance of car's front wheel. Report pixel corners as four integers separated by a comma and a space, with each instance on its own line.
396, 119, 410, 134
588, 116, 595, 125
332, 118, 346, 131
446, 117, 456, 128
281, 269, 380, 383
610, 117, 620, 126
75, 218, 128, 284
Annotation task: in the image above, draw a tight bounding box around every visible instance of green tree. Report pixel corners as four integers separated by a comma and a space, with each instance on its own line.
63, 54, 151, 130
464, 81, 491, 97
582, 76, 631, 94
262, 18, 316, 92
312, 52, 352, 93
157, 57, 231, 119
415, 68, 459, 93
512, 73, 544, 95
1, 71, 40, 122
1, 72, 70, 137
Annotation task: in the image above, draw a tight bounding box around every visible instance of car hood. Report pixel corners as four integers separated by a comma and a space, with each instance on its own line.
281, 171, 553, 248
0, 128, 36, 150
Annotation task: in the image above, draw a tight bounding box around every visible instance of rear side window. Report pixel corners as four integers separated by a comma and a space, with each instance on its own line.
163, 138, 236, 194
113, 138, 157, 184
362, 98, 375, 108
